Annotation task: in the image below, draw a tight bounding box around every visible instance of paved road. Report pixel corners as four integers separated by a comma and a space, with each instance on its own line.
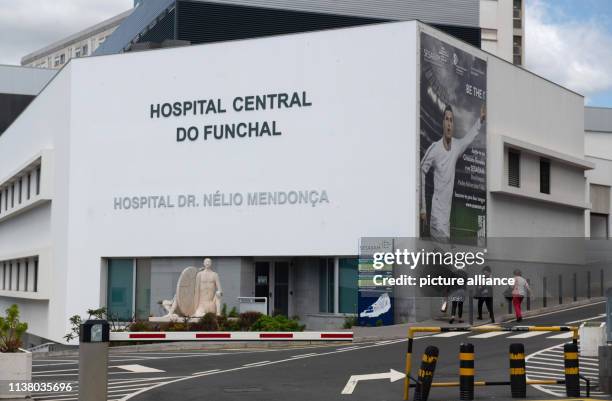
32, 301, 607, 401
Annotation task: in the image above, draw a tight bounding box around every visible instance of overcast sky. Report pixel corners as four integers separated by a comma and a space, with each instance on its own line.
0, 0, 611, 107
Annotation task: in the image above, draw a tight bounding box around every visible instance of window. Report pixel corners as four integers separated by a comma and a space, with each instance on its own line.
4, 188, 8, 210
24, 260, 29, 292
75, 48, 81, 58
27, 173, 31, 200
18, 178, 22, 204
508, 149, 520, 187
10, 183, 14, 208
59, 54, 65, 64
540, 158, 550, 194
36, 165, 41, 195
319, 258, 334, 313
0, 189, 2, 213
8, 262, 13, 291
2, 263, 6, 290
339, 258, 358, 313
33, 260, 38, 292
15, 262, 20, 291
82, 44, 88, 56
107, 259, 135, 321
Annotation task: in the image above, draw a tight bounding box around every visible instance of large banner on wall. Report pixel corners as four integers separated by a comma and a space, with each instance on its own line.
419, 32, 487, 246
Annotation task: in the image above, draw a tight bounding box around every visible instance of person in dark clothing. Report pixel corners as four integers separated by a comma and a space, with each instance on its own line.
449, 269, 468, 324
477, 265, 495, 323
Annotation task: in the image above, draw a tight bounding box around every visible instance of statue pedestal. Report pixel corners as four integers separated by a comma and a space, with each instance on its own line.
148, 316, 203, 323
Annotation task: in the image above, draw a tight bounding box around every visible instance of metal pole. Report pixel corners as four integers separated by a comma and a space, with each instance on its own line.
606, 288, 612, 343
468, 289, 474, 326
78, 320, 109, 401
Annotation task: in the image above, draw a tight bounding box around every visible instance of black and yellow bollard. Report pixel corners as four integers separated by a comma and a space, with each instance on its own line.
459, 343, 475, 400
564, 343, 580, 397
509, 343, 527, 398
414, 346, 439, 401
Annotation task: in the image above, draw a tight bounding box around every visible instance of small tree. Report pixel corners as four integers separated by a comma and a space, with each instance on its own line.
64, 307, 122, 343
0, 304, 28, 353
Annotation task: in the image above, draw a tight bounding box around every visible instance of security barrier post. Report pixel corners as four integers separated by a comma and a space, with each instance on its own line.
404, 337, 413, 401
509, 343, 526, 398
415, 346, 439, 401
79, 320, 109, 401
459, 343, 475, 400
564, 342, 580, 397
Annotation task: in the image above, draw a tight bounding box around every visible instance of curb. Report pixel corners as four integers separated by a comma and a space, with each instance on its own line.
32, 339, 351, 359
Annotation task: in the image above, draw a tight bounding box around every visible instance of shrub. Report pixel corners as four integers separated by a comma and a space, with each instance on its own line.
199, 313, 218, 331
0, 304, 28, 353
238, 311, 262, 331
64, 307, 123, 342
343, 316, 357, 329
221, 303, 228, 317
228, 307, 239, 318
251, 315, 305, 332
128, 321, 151, 332
166, 322, 187, 332
375, 319, 383, 327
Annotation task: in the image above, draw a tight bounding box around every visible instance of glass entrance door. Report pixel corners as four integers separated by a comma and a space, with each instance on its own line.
274, 261, 289, 316
255, 262, 270, 314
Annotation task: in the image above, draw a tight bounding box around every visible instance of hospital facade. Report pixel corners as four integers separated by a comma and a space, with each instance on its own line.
0, 21, 610, 344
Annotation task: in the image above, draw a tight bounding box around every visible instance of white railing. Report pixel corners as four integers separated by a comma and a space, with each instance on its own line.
238, 296, 268, 315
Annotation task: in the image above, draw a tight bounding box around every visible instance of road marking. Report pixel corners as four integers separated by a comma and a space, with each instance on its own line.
115, 365, 165, 373
468, 331, 508, 339
117, 337, 413, 400
431, 331, 467, 337
341, 369, 404, 394
565, 314, 606, 324
290, 353, 317, 358
508, 331, 550, 338
243, 361, 271, 367
191, 369, 220, 375
546, 332, 574, 339
337, 346, 360, 351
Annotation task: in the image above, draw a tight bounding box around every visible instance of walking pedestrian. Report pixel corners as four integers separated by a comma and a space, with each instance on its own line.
511, 269, 530, 322
449, 269, 468, 324
476, 266, 495, 323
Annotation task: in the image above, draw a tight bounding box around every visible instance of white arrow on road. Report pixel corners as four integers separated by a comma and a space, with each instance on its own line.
341, 369, 405, 395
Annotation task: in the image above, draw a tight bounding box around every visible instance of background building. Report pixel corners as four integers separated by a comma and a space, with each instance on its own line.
480, 0, 524, 65
20, 9, 133, 69
0, 65, 56, 135
22, 0, 524, 67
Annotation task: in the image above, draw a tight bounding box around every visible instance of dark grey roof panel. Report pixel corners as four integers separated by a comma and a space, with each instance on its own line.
585, 107, 612, 133
197, 0, 480, 27
94, 0, 175, 56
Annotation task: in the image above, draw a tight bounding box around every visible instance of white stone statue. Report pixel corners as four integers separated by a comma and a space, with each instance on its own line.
153, 258, 223, 321
194, 258, 223, 316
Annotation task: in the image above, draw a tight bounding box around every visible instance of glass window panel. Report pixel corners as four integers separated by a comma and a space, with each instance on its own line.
107, 259, 134, 321
339, 258, 358, 314
135, 259, 152, 320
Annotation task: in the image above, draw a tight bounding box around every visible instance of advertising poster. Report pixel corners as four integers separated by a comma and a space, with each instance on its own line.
419, 32, 487, 246
357, 238, 394, 326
